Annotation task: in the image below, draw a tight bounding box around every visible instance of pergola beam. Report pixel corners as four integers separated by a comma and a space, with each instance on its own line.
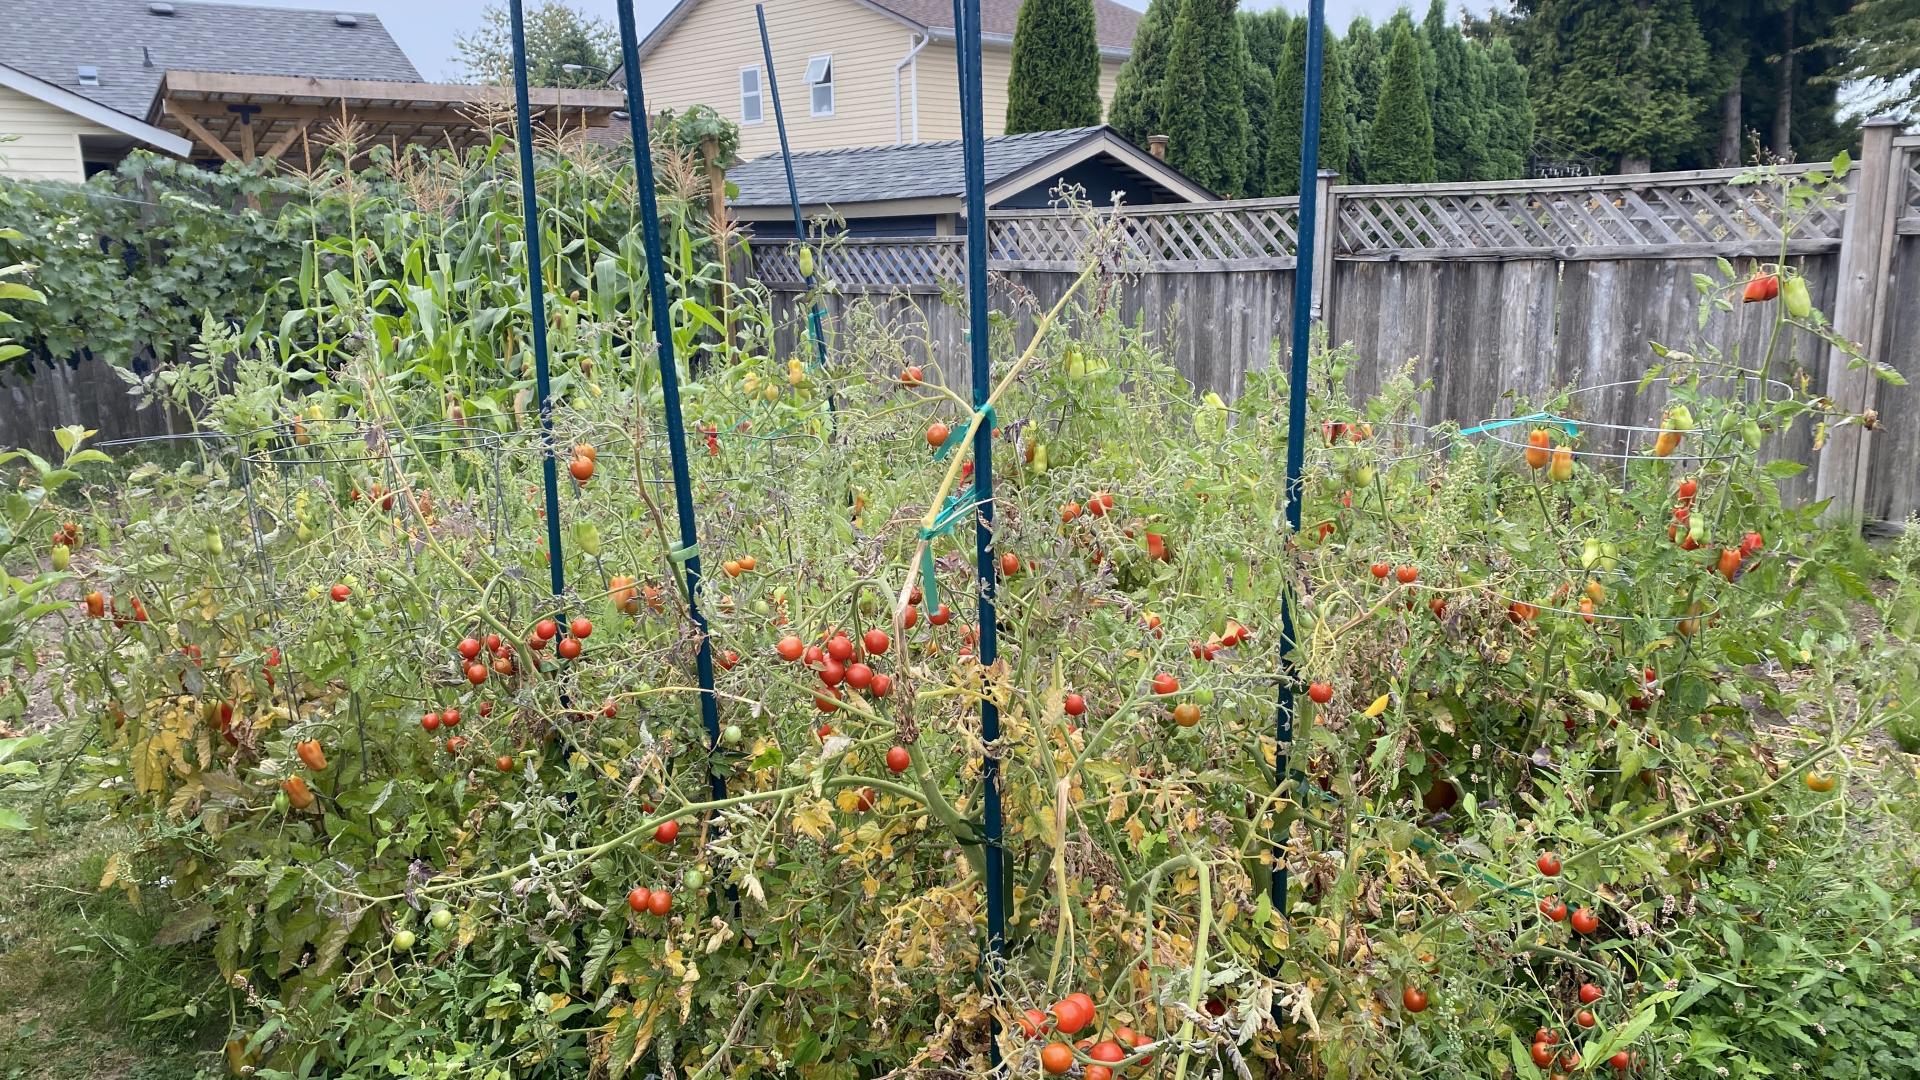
161, 100, 239, 163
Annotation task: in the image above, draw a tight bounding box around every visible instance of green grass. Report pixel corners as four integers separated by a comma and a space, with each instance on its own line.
0, 801, 221, 1080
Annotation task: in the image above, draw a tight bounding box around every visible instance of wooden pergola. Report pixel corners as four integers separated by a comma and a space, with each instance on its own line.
148, 70, 628, 166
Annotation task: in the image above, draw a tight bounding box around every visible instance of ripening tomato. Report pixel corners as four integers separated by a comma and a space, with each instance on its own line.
1089, 1041, 1125, 1064
930, 603, 953, 626
1579, 983, 1603, 1005
1525, 427, 1552, 469
497, 754, 516, 773
1307, 682, 1334, 704
445, 736, 468, 754
296, 739, 328, 772
569, 456, 595, 483
1000, 552, 1021, 576
647, 888, 672, 916
1571, 907, 1600, 934
1531, 1041, 1557, 1069
863, 628, 890, 655
1677, 477, 1698, 501
443, 708, 461, 727
926, 422, 950, 449
1559, 1050, 1582, 1071
1039, 1043, 1074, 1074
738, 555, 757, 572
1742, 530, 1764, 554
855, 787, 877, 812
1395, 565, 1419, 584
777, 635, 805, 662
1064, 693, 1087, 717
85, 591, 106, 618
1537, 853, 1562, 876
422, 712, 441, 731
1151, 673, 1179, 695
1020, 1009, 1051, 1038
571, 616, 593, 639
557, 637, 582, 660
723, 559, 742, 577
1716, 547, 1741, 580
1805, 771, 1836, 792
868, 673, 892, 698
535, 619, 559, 641
1576, 1009, 1597, 1029
654, 820, 679, 844
1051, 996, 1093, 1035
628, 886, 649, 913
330, 583, 351, 602
1742, 272, 1779, 303
718, 649, 740, 671
901, 366, 924, 385
1540, 897, 1567, 921
886, 746, 911, 773
827, 635, 854, 663
1402, 987, 1429, 1013
458, 637, 482, 660
1172, 703, 1201, 727
845, 662, 874, 690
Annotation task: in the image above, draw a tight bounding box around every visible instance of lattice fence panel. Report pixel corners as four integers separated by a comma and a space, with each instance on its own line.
989, 201, 1301, 266
753, 239, 965, 289
1338, 170, 1849, 256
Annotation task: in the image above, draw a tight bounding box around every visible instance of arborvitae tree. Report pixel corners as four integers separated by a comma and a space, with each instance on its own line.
1108, 0, 1179, 141
1422, 0, 1485, 180
1345, 16, 1384, 180
1159, 0, 1252, 194
1265, 21, 1348, 195
1242, 53, 1277, 195
1241, 8, 1290, 71
1827, 0, 1920, 121
1527, 0, 1711, 171
1480, 38, 1533, 177
1006, 0, 1103, 132
1367, 23, 1437, 183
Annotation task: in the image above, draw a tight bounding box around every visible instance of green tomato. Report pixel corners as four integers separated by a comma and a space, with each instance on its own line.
391, 929, 416, 951
1741, 419, 1764, 449
51, 543, 70, 571
752, 600, 772, 617
1192, 688, 1215, 706
429, 907, 452, 931
1579, 539, 1602, 571
1783, 276, 1812, 318
684, 868, 707, 891
722, 724, 743, 746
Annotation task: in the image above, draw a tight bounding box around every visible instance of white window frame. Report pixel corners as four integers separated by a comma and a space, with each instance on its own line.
806, 53, 834, 117
739, 66, 764, 125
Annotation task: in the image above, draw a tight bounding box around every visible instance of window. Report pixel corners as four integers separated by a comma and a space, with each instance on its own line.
740, 66, 763, 124
806, 54, 833, 117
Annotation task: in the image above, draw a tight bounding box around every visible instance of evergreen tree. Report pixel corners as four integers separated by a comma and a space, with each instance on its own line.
1159, 0, 1252, 194
455, 0, 617, 87
1422, 0, 1485, 180
1367, 23, 1437, 183
1006, 0, 1103, 132
1345, 16, 1385, 180
1265, 22, 1348, 196
1827, 0, 1920, 121
1527, 0, 1711, 171
1242, 53, 1278, 195
1108, 0, 1180, 141
1480, 38, 1534, 177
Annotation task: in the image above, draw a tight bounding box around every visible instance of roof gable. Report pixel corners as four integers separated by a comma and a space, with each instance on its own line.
0, 0, 419, 119
0, 62, 192, 155
637, 0, 1139, 63
727, 125, 1213, 210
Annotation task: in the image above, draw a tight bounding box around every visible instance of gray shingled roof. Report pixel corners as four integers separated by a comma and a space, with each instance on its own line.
729, 126, 1106, 208
866, 0, 1141, 51
0, 0, 420, 119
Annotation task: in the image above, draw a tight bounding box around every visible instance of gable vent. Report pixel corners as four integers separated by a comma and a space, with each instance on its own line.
76, 65, 100, 87
148, 2, 175, 14
334, 13, 359, 26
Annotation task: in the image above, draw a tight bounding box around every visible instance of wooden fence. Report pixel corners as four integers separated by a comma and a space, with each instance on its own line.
757, 119, 1919, 527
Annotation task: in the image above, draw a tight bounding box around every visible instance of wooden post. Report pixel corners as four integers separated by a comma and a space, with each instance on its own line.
1815, 117, 1904, 523
700, 135, 735, 351
1312, 169, 1338, 324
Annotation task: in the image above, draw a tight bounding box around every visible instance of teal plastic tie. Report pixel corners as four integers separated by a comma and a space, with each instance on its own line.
1460, 411, 1580, 438
932, 404, 996, 462
915, 482, 981, 609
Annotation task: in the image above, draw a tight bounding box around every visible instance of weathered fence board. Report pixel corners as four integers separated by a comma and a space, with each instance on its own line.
0, 358, 181, 457
1864, 232, 1920, 525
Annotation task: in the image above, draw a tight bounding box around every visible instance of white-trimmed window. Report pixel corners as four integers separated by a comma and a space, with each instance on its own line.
740, 66, 763, 124
806, 54, 833, 116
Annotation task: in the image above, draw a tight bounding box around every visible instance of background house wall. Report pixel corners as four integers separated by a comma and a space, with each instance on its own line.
0, 86, 113, 183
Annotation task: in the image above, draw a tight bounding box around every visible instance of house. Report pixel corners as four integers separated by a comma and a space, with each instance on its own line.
1, 0, 625, 182
727, 125, 1213, 236
631, 0, 1142, 159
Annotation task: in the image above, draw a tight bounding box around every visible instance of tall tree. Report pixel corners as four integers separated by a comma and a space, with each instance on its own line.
1479, 38, 1534, 177
1421, 0, 1486, 181
1825, 0, 1920, 121
1108, 0, 1180, 141
1266, 22, 1349, 196
454, 1, 617, 87
1526, 0, 1711, 171
1345, 16, 1385, 180
1007, 0, 1103, 132
1159, 0, 1252, 194
1367, 23, 1437, 182
1242, 49, 1279, 195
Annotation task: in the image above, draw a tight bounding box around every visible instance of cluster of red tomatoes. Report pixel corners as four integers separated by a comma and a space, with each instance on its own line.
1019, 992, 1155, 1078
776, 625, 900, 713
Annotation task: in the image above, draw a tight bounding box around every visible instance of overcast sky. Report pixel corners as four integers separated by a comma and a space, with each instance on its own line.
263, 0, 1502, 82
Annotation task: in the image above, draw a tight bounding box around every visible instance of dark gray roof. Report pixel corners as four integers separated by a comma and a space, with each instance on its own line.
0, 0, 420, 119
730, 126, 1109, 208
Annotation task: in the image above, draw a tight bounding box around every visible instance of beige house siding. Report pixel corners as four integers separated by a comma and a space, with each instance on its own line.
642, 0, 924, 158
912, 47, 1124, 142
0, 85, 111, 183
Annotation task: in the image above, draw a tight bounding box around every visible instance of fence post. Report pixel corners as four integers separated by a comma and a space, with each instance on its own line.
1815, 117, 1903, 523
1312, 169, 1338, 324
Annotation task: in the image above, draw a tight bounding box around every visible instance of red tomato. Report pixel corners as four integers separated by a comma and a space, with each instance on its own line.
458, 637, 482, 660
330, 584, 351, 602
647, 889, 672, 916
1151, 673, 1179, 695
654, 820, 679, 844
628, 887, 650, 913
925, 422, 949, 449
929, 604, 953, 626
1531, 1042, 1556, 1069
803, 644, 825, 666
901, 604, 919, 629
1064, 693, 1087, 717
1537, 853, 1562, 877
820, 660, 847, 687
1370, 562, 1390, 579
1307, 682, 1333, 704
1609, 1050, 1632, 1071
827, 635, 854, 663
557, 637, 582, 660
1019, 1008, 1050, 1039
1000, 552, 1021, 576
1576, 1009, 1596, 1028
569, 456, 595, 483
484, 633, 502, 652
1051, 997, 1092, 1035
845, 662, 874, 690
535, 619, 558, 640
1040, 1043, 1073, 1074
443, 708, 461, 727
1089, 1041, 1125, 1063
1571, 907, 1600, 934
863, 629, 890, 655
1402, 987, 1429, 1013
466, 663, 489, 685
1579, 983, 1603, 1005
570, 616, 593, 639
497, 754, 516, 773
867, 673, 892, 698
1395, 565, 1419, 584
886, 746, 911, 773
1539, 897, 1568, 922
1742, 530, 1764, 554
855, 787, 877, 812
422, 713, 441, 731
